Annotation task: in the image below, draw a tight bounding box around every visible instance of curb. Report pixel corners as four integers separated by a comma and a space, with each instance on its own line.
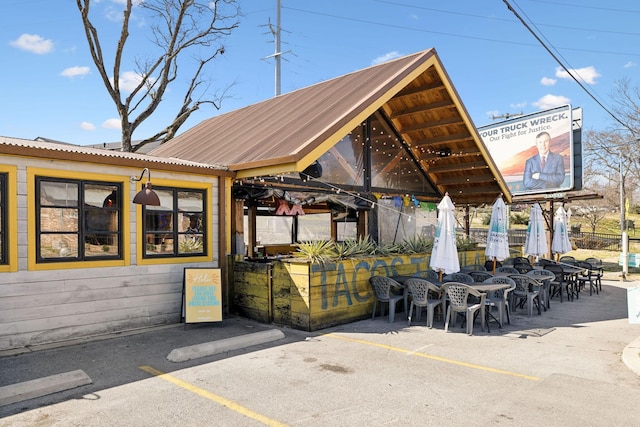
622, 337, 640, 377
0, 370, 92, 407
167, 329, 286, 362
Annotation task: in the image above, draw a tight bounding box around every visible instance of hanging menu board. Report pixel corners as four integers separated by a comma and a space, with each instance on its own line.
182, 268, 223, 323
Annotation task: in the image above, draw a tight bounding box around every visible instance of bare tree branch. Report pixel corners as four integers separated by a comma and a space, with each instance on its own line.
76, 0, 240, 152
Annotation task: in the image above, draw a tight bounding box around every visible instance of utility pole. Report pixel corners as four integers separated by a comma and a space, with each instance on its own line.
262, 0, 288, 96
274, 0, 281, 96
620, 152, 628, 280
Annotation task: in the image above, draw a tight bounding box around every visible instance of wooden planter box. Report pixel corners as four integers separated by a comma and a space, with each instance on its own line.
231, 250, 486, 331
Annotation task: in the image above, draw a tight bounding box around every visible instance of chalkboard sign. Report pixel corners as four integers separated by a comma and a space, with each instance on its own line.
182, 268, 223, 323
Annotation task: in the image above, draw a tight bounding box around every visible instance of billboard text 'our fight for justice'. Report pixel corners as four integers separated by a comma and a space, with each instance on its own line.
478, 105, 574, 196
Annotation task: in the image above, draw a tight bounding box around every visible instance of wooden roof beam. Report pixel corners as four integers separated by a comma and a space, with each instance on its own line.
434, 175, 496, 186
407, 132, 472, 147
427, 161, 488, 173
388, 100, 455, 119
399, 117, 465, 134
394, 80, 445, 98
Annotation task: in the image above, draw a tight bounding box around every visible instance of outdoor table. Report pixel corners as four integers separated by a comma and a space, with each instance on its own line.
469, 283, 510, 328
562, 265, 584, 299
525, 270, 553, 310
537, 262, 584, 299
391, 277, 510, 330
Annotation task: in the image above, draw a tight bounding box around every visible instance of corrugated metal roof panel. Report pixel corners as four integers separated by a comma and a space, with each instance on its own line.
0, 136, 227, 171
149, 48, 511, 205
151, 50, 431, 168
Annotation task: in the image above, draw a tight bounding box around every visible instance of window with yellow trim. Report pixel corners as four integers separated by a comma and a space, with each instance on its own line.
0, 173, 6, 264
36, 177, 122, 262
142, 187, 206, 258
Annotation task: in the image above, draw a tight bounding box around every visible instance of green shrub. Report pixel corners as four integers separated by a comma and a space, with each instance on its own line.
510, 212, 529, 225
456, 235, 479, 251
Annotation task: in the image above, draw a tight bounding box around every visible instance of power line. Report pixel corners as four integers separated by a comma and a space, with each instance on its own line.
502, 0, 634, 133
283, 5, 640, 58
374, 0, 640, 37
526, 0, 640, 14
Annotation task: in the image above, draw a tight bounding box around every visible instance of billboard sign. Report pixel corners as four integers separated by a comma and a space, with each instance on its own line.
478, 105, 574, 196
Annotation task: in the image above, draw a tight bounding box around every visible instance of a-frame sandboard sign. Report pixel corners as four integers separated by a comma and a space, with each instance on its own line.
181, 267, 223, 324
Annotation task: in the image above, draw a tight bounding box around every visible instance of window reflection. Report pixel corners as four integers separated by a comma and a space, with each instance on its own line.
36, 178, 122, 261
142, 187, 206, 257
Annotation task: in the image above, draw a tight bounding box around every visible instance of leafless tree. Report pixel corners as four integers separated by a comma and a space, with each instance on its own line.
573, 203, 608, 234
582, 78, 640, 208
76, 0, 240, 152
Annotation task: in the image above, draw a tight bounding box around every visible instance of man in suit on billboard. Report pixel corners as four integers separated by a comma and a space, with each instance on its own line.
523, 131, 565, 190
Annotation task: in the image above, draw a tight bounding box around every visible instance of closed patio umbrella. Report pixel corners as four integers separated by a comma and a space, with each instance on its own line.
551, 206, 572, 257
485, 195, 510, 272
524, 202, 548, 259
430, 193, 459, 278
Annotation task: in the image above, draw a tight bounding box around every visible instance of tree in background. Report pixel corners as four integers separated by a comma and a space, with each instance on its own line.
76, 0, 240, 152
583, 78, 640, 212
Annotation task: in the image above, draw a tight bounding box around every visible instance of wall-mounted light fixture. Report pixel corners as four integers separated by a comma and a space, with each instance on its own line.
130, 167, 161, 206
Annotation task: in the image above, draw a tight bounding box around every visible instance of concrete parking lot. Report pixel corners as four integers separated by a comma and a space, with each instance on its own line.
1, 279, 640, 426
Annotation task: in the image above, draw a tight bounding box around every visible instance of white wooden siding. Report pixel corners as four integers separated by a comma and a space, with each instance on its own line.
0, 157, 221, 351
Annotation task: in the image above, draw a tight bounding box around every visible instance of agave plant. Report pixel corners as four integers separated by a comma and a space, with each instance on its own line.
456, 235, 479, 251
374, 242, 401, 256
334, 236, 379, 259
179, 237, 203, 253
398, 235, 433, 253
334, 240, 358, 259
293, 240, 337, 264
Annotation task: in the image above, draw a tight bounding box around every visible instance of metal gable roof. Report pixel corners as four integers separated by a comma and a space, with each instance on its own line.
150, 48, 511, 206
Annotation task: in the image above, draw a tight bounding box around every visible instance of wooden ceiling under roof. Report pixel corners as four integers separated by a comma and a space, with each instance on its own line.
150, 48, 511, 206
381, 62, 504, 206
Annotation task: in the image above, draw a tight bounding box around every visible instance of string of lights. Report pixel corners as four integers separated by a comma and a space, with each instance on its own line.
235, 172, 442, 223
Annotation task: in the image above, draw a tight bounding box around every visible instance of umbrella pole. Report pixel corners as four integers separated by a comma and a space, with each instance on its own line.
492, 257, 497, 274
439, 271, 443, 281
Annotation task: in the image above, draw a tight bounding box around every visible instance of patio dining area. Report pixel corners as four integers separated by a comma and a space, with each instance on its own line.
371, 255, 608, 336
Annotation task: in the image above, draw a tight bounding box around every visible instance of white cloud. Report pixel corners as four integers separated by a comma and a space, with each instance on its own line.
111, 71, 141, 92
510, 102, 527, 109
80, 122, 96, 131
105, 0, 144, 21
555, 66, 601, 84
102, 119, 121, 129
111, 0, 144, 4
624, 61, 637, 69
10, 34, 53, 54
371, 51, 402, 66
109, 71, 154, 93
540, 77, 556, 86
533, 94, 571, 110
60, 66, 90, 78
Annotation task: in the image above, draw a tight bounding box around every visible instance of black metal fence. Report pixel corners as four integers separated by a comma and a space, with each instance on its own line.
466, 228, 624, 251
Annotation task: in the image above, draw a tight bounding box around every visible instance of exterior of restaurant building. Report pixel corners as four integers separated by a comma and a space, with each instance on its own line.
0, 48, 510, 351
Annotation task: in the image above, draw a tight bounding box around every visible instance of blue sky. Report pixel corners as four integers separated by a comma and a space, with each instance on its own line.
1, 0, 638, 146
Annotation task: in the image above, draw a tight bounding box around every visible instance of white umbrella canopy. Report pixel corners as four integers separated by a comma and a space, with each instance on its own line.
485, 196, 510, 265
552, 206, 572, 255
430, 193, 460, 275
524, 202, 548, 258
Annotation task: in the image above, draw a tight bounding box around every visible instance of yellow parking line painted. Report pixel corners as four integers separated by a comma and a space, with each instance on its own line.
325, 333, 540, 381
139, 365, 289, 427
